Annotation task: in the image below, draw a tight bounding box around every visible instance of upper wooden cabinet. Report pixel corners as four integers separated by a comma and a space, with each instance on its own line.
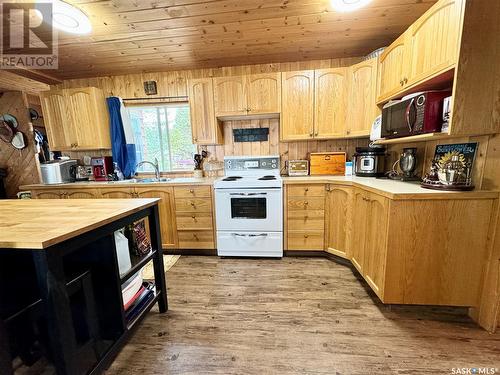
40, 87, 111, 151
214, 73, 281, 117
246, 73, 281, 115
377, 0, 464, 103
213, 76, 246, 116
188, 78, 222, 145
377, 34, 409, 101
346, 58, 380, 138
314, 68, 348, 139
405, 0, 463, 87
281, 70, 315, 141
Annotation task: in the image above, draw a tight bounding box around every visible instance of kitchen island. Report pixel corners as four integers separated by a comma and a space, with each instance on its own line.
0, 199, 168, 375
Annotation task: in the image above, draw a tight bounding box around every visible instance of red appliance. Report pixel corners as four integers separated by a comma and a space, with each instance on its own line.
381, 91, 451, 139
91, 156, 113, 181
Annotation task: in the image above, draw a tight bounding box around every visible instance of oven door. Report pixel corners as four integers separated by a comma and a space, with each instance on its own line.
215, 188, 283, 232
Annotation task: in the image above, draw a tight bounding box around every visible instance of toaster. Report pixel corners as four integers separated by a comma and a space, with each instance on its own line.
287, 160, 309, 176
40, 159, 77, 184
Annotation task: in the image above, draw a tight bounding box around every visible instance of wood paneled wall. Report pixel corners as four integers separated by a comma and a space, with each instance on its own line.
57, 57, 369, 167
0, 92, 41, 197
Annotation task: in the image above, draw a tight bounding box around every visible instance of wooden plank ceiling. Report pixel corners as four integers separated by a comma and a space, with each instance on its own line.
42, 0, 437, 79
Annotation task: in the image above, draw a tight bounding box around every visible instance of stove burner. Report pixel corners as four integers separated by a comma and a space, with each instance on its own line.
222, 176, 243, 181
258, 175, 277, 180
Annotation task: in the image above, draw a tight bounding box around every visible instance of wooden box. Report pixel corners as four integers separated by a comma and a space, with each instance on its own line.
309, 152, 346, 175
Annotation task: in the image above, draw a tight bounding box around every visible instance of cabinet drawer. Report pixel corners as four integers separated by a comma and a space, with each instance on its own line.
176, 212, 213, 230
287, 210, 325, 231
175, 198, 213, 212
178, 230, 214, 249
174, 185, 211, 198
287, 185, 325, 197
287, 231, 324, 250
287, 197, 325, 210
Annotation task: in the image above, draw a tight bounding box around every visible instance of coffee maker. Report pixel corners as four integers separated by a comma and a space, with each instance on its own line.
91, 156, 113, 181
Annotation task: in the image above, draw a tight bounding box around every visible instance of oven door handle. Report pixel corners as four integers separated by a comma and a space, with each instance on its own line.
229, 192, 268, 196
231, 233, 268, 237
405, 98, 415, 133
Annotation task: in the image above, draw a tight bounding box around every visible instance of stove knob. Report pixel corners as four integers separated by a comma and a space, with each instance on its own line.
271, 164, 277, 168
262, 161, 267, 166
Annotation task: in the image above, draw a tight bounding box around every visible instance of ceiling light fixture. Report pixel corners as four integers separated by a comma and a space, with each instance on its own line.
36, 0, 92, 34
330, 0, 373, 12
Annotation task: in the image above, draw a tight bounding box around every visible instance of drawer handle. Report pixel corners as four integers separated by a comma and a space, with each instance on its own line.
231, 233, 268, 237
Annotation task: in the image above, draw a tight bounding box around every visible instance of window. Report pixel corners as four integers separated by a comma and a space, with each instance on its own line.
128, 103, 196, 172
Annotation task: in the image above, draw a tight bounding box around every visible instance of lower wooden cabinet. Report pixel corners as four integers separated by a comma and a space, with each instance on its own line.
325, 185, 352, 259
286, 184, 325, 251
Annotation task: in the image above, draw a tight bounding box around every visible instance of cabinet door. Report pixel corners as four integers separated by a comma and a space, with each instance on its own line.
314, 68, 348, 138
363, 193, 389, 298
65, 189, 99, 199
32, 190, 65, 199
39, 90, 72, 150
346, 58, 380, 138
325, 185, 352, 259
246, 73, 281, 114
406, 0, 463, 86
188, 78, 221, 145
350, 189, 368, 272
213, 76, 247, 116
377, 34, 409, 102
64, 87, 103, 149
281, 70, 315, 141
136, 187, 178, 249
100, 188, 135, 198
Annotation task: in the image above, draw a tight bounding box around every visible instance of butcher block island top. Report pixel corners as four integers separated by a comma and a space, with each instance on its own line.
0, 198, 159, 249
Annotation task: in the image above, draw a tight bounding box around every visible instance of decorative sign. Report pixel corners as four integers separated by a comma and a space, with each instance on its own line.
233, 128, 269, 142
143, 81, 158, 95
422, 142, 478, 190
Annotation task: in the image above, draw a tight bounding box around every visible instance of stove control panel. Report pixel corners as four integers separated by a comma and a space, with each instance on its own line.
224, 156, 280, 172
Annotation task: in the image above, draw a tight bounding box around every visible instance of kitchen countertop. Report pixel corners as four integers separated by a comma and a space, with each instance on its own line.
21, 176, 498, 200
0, 198, 159, 249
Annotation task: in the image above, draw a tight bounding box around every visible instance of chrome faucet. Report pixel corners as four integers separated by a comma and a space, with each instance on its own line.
136, 157, 160, 181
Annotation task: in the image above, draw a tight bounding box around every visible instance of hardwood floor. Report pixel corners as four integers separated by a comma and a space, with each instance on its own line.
106, 256, 500, 375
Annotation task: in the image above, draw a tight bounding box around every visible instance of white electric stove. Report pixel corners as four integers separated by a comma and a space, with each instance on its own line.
214, 156, 283, 257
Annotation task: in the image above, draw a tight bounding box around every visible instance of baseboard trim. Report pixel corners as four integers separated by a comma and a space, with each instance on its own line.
284, 250, 325, 257
164, 248, 217, 256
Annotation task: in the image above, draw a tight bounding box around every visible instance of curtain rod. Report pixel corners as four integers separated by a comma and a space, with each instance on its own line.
122, 95, 188, 101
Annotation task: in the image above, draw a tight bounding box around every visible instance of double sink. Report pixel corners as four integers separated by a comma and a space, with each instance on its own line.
108, 177, 172, 184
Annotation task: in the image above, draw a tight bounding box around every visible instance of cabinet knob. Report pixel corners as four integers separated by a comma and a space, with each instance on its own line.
190, 202, 195, 206
304, 215, 309, 220
193, 137, 198, 142
346, 130, 351, 135
309, 132, 313, 137
189, 189, 194, 193
314, 132, 318, 136
400, 80, 404, 86
304, 234, 309, 239
304, 201, 309, 205
193, 234, 198, 240
403, 77, 408, 84
192, 215, 196, 219
304, 188, 309, 192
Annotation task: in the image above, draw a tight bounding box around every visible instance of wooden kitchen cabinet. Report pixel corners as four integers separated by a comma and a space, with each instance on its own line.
362, 193, 389, 297
325, 185, 352, 259
349, 188, 389, 298
39, 90, 71, 150
31, 189, 65, 199
40, 87, 111, 151
174, 185, 215, 249
377, 34, 409, 102
314, 68, 348, 139
188, 78, 223, 145
213, 76, 247, 116
286, 184, 325, 251
246, 73, 281, 115
346, 58, 379, 138
135, 187, 177, 249
100, 188, 136, 199
405, 0, 463, 87
377, 0, 464, 103
64, 188, 100, 199
280, 70, 315, 141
